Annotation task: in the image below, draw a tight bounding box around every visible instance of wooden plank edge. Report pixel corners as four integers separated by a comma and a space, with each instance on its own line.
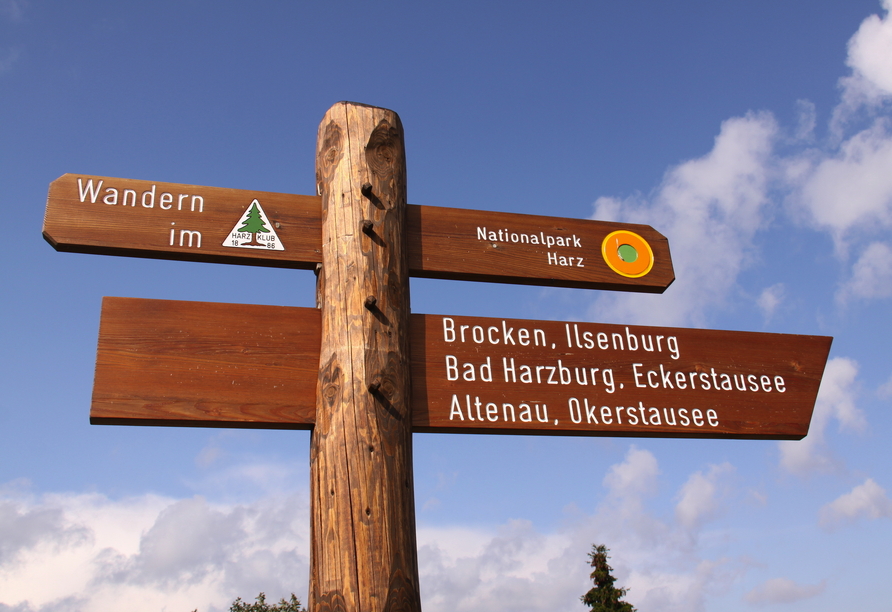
41, 234, 321, 270
89, 415, 314, 430
407, 267, 675, 292
88, 414, 804, 439
411, 425, 805, 440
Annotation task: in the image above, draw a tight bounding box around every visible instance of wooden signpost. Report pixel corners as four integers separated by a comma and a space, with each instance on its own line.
43, 176, 674, 292
92, 297, 829, 441
43, 102, 832, 612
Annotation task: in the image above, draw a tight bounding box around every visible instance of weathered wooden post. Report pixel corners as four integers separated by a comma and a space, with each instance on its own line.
311, 102, 420, 611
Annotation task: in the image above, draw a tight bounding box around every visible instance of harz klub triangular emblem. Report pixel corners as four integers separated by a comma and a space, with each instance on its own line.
222, 199, 285, 250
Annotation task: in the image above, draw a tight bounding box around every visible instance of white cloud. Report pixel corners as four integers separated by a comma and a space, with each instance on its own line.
418, 447, 745, 612
0, 500, 87, 567
744, 577, 826, 604
778, 356, 864, 476
115, 497, 249, 585
819, 478, 892, 529
603, 445, 660, 499
756, 283, 785, 321
789, 1, 892, 298
589, 103, 892, 320
417, 521, 582, 612
674, 463, 734, 532
1, 446, 751, 612
196, 445, 224, 468
592, 450, 744, 612
0, 486, 309, 612
849, 0, 892, 93
835, 0, 892, 125
837, 241, 892, 302
584, 4, 892, 323
589, 112, 777, 327
793, 99, 817, 142
792, 119, 892, 251
184, 457, 308, 503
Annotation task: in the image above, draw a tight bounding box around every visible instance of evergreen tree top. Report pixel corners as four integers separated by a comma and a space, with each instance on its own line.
581, 545, 636, 612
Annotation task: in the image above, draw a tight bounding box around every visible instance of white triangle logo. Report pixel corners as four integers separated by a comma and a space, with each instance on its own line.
222, 199, 285, 251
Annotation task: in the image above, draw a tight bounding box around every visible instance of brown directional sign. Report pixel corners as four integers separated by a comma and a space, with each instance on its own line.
42, 174, 323, 269
43, 174, 674, 292
406, 204, 674, 292
91, 297, 319, 429
92, 297, 830, 440
411, 313, 831, 440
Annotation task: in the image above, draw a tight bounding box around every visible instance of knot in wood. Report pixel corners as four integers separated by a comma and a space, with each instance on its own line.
320, 121, 342, 170
365, 120, 402, 180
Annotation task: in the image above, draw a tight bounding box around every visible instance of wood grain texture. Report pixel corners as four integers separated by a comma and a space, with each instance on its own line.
91, 297, 318, 428
310, 102, 420, 612
43, 174, 322, 268
406, 204, 674, 292
410, 314, 831, 440
90, 300, 830, 440
44, 175, 673, 291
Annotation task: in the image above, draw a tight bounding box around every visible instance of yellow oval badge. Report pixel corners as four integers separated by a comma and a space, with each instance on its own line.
601, 230, 654, 278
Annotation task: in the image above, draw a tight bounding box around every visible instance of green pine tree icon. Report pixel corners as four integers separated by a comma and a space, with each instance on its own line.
237, 202, 270, 246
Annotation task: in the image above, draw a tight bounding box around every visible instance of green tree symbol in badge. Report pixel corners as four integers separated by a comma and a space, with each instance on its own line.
238, 202, 270, 246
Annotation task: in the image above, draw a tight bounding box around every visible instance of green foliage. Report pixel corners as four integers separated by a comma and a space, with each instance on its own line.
237, 203, 270, 235
581, 545, 636, 612
190, 592, 304, 612
228, 593, 303, 612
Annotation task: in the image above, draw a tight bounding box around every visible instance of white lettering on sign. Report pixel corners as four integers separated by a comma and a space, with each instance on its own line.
476, 226, 585, 269
502, 358, 616, 391
446, 392, 722, 431
449, 394, 550, 424
435, 316, 805, 433
442, 317, 547, 347
566, 398, 719, 429
168, 223, 202, 248
547, 252, 584, 267
564, 323, 680, 359
445, 355, 493, 382
476, 227, 582, 249
630, 364, 786, 393
76, 178, 204, 212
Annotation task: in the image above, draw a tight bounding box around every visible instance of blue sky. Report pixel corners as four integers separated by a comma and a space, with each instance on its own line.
3, 0, 892, 610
